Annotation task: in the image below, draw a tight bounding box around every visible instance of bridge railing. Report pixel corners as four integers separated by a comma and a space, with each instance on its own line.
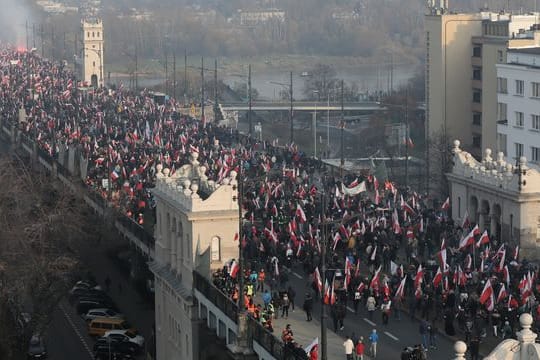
193, 271, 238, 323
247, 316, 285, 359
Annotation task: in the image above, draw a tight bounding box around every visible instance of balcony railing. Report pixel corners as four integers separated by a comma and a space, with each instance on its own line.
193, 271, 239, 323
247, 316, 285, 359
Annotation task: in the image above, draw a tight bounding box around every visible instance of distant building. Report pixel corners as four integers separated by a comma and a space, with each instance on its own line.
425, 10, 540, 159
82, 19, 104, 87
36, 1, 78, 14
447, 140, 540, 258
497, 46, 540, 164
236, 8, 285, 26
149, 151, 239, 360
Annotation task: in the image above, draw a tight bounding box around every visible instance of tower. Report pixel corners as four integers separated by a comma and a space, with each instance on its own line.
82, 19, 104, 87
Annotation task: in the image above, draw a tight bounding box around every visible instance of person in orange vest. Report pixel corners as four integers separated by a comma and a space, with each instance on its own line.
258, 269, 266, 292
244, 294, 250, 310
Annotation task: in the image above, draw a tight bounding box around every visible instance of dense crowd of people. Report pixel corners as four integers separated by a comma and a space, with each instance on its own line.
1, 47, 539, 359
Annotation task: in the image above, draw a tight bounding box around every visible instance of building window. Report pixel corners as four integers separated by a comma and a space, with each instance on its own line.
97, 32, 100, 37
211, 236, 220, 261
473, 46, 482, 57
87, 32, 90, 38
93, 61, 96, 67
532, 115, 540, 131
473, 112, 482, 125
515, 143, 524, 158
515, 111, 524, 127
472, 134, 481, 148
532, 147, 540, 162
497, 102, 507, 121
516, 80, 524, 95
473, 89, 482, 103
497, 50, 504, 62
92, 32, 95, 37
473, 67, 482, 80
497, 77, 507, 93
532, 82, 540, 98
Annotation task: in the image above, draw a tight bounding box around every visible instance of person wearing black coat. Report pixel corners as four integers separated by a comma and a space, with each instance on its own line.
303, 292, 313, 321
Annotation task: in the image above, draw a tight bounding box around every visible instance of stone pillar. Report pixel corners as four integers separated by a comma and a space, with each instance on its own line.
453, 341, 467, 360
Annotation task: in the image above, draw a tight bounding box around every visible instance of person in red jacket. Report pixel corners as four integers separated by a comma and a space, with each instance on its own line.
355, 337, 365, 360
309, 345, 318, 360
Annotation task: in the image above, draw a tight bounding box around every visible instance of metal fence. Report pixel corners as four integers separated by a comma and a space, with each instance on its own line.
116, 214, 155, 248
247, 316, 285, 359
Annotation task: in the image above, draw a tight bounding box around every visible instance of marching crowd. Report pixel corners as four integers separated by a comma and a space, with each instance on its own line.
1, 47, 540, 359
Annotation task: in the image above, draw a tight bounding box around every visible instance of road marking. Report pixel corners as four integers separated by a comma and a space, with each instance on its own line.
59, 304, 94, 359
347, 306, 355, 313
384, 331, 399, 341
292, 271, 303, 279
363, 318, 376, 326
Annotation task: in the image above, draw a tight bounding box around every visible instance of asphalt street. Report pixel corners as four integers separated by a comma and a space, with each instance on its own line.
271, 264, 457, 359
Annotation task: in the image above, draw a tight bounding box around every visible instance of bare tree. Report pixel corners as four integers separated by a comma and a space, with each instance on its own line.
0, 155, 90, 359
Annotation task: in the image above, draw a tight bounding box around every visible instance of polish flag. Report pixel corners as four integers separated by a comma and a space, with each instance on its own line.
486, 293, 495, 312
354, 259, 361, 278
461, 210, 470, 229
374, 189, 380, 205
401, 197, 416, 215
392, 209, 401, 234
229, 260, 239, 278
464, 254, 472, 271
233, 232, 239, 241
395, 276, 407, 299
498, 248, 506, 272
479, 279, 493, 305
433, 267, 443, 288
459, 226, 478, 250
415, 286, 423, 299
503, 265, 510, 287
345, 257, 353, 287
369, 266, 382, 290
476, 230, 489, 248
314, 267, 323, 293
441, 197, 450, 210
437, 248, 447, 269
357, 282, 366, 293
514, 246, 519, 261
296, 204, 307, 223
323, 278, 331, 304
370, 245, 378, 261
419, 217, 424, 233
274, 260, 280, 277
332, 232, 341, 251
414, 265, 424, 289
497, 284, 507, 304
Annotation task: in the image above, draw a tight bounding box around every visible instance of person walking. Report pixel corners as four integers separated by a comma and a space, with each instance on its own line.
368, 329, 378, 358
419, 319, 429, 350
281, 293, 290, 318
381, 298, 391, 325
287, 286, 296, 311
355, 337, 365, 360
429, 323, 438, 349
303, 292, 313, 321
366, 294, 376, 321
353, 288, 361, 314
343, 335, 354, 360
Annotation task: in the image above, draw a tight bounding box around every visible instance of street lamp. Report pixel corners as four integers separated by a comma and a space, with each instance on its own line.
269, 71, 294, 144
313, 90, 320, 158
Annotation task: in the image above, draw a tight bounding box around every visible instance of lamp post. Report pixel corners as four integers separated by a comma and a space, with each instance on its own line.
269, 74, 294, 144
313, 90, 320, 158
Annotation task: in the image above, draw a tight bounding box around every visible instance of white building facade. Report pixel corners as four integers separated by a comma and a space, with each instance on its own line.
82, 19, 104, 87
447, 140, 540, 259
149, 151, 240, 360
497, 47, 540, 163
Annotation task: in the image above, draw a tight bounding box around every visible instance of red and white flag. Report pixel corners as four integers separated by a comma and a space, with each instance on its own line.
314, 267, 323, 293
370, 245, 377, 261
229, 260, 239, 278
433, 267, 443, 288
479, 279, 493, 305
296, 203, 307, 223
395, 275, 407, 299
514, 246, 519, 261
414, 264, 424, 289
332, 232, 341, 251
441, 197, 450, 211
369, 266, 382, 290
461, 210, 470, 229
497, 284, 507, 304
476, 230, 489, 248
503, 265, 510, 286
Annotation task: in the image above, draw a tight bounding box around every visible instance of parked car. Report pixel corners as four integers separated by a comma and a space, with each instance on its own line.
83, 308, 124, 322
69, 288, 109, 304
93, 338, 138, 354
27, 334, 47, 359
102, 330, 144, 348
93, 343, 133, 360
88, 318, 134, 337
76, 300, 117, 315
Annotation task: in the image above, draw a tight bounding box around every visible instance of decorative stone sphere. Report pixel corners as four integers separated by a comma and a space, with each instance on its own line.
163, 168, 170, 176
485, 148, 492, 157
229, 170, 237, 179
191, 151, 199, 160
454, 341, 467, 355
520, 156, 527, 166
156, 164, 163, 173
222, 178, 230, 185
207, 180, 215, 188
497, 152, 504, 162
199, 166, 207, 174
190, 183, 199, 193
520, 313, 533, 328
271, 156, 276, 163
183, 179, 191, 189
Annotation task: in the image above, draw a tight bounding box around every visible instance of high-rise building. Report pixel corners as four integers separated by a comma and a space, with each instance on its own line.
425, 9, 540, 159
82, 19, 104, 87
497, 46, 540, 164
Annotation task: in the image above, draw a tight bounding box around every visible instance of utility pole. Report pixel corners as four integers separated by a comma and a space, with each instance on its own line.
51, 24, 54, 59
320, 188, 328, 360
201, 57, 205, 122
40, 24, 44, 57
405, 88, 409, 188
32, 23, 36, 49
25, 20, 29, 50
248, 64, 252, 137
173, 53, 176, 100
184, 49, 188, 106
134, 43, 138, 90
289, 71, 294, 144
164, 52, 168, 94
214, 59, 219, 121
340, 79, 345, 177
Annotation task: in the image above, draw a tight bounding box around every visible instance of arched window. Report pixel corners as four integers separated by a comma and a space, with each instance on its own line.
87, 32, 90, 38
97, 32, 100, 37
211, 236, 220, 261
92, 31, 95, 37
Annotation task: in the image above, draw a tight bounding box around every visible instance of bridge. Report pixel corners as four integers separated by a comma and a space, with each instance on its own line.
220, 101, 387, 112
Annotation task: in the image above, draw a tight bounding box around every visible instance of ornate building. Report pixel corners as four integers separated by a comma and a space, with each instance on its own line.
447, 140, 540, 259
82, 18, 104, 87
149, 150, 239, 360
